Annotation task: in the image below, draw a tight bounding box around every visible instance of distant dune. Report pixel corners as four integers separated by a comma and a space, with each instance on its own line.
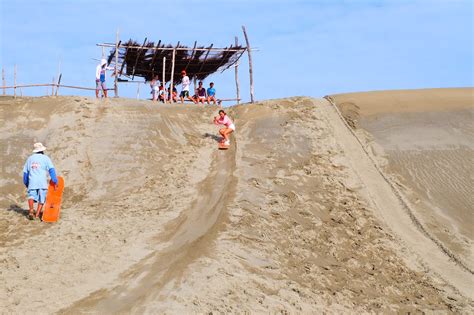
329, 88, 473, 271
1, 94, 472, 313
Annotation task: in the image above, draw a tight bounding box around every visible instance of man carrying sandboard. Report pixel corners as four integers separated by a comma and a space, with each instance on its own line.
213, 109, 235, 150
22, 143, 59, 221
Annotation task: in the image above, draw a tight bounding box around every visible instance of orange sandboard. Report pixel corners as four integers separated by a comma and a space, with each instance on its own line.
218, 142, 229, 150
42, 176, 65, 223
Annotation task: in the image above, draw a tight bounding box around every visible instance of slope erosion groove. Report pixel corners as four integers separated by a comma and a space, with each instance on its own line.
63, 124, 238, 314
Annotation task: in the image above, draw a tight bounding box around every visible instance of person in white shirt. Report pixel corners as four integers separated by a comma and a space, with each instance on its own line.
95, 59, 113, 98
180, 70, 196, 104
150, 75, 160, 101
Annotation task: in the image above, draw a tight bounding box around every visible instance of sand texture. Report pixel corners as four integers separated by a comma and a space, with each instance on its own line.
1, 95, 473, 313
330, 88, 473, 289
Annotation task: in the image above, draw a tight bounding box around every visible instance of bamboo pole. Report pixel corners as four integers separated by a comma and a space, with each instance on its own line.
1, 83, 109, 91
2, 83, 111, 91
97, 43, 254, 52
149, 40, 162, 77
234, 36, 240, 104
14, 64, 17, 98
170, 49, 176, 102
55, 59, 61, 95
242, 26, 254, 103
2, 67, 5, 96
162, 57, 166, 103
55, 74, 62, 96
196, 44, 213, 76
184, 41, 197, 72
114, 29, 119, 97
131, 37, 147, 80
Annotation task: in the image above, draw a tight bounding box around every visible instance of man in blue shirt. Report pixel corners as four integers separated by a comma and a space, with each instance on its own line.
23, 143, 58, 220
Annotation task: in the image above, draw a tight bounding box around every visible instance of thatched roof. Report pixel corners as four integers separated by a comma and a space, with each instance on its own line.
107, 39, 246, 84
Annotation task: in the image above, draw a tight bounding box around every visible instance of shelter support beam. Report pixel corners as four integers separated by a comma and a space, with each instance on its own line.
14, 65, 17, 98
114, 29, 119, 97
2, 67, 5, 96
242, 25, 254, 103
170, 49, 176, 100
162, 57, 166, 103
234, 36, 240, 104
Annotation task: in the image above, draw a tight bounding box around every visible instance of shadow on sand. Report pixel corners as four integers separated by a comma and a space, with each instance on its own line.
203, 133, 222, 143
8, 204, 29, 218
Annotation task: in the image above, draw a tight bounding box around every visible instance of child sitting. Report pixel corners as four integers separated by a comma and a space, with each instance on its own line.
207, 82, 217, 105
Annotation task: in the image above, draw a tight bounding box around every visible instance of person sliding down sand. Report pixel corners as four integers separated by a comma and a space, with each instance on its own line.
214, 110, 235, 146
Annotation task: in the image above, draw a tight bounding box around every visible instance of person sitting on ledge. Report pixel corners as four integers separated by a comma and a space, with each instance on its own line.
168, 85, 178, 103
150, 75, 160, 102
196, 81, 207, 104
207, 82, 217, 105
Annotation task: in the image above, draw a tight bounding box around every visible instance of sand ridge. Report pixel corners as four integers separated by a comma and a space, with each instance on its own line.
0, 95, 472, 313
330, 88, 474, 275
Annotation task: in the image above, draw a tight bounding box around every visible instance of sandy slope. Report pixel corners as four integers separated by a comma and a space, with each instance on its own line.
330, 88, 473, 273
0, 95, 472, 313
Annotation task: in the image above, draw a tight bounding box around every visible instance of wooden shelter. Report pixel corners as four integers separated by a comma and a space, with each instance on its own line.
97, 26, 255, 103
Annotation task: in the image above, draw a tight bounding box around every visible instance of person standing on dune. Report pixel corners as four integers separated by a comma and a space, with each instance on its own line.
214, 109, 235, 146
95, 58, 113, 98
180, 70, 195, 103
23, 143, 58, 220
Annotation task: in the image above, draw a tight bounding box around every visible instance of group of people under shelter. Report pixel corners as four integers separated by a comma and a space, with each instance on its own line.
149, 70, 219, 105
95, 59, 219, 105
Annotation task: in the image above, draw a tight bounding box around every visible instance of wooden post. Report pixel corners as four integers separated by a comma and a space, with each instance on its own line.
52, 77, 55, 96
137, 82, 140, 100
114, 28, 119, 97
131, 37, 147, 80
184, 41, 198, 72
162, 57, 166, 103
242, 26, 255, 103
234, 36, 240, 104
170, 49, 176, 102
14, 64, 17, 98
2, 67, 5, 96
55, 59, 61, 96
55, 74, 62, 96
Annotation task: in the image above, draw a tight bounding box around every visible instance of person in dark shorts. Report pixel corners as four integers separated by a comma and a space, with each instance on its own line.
180, 70, 195, 103
168, 85, 178, 102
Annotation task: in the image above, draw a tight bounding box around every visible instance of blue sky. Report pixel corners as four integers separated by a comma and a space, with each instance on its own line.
1, 0, 473, 102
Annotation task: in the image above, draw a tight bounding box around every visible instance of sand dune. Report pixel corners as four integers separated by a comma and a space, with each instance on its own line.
1, 95, 472, 313
330, 88, 473, 272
